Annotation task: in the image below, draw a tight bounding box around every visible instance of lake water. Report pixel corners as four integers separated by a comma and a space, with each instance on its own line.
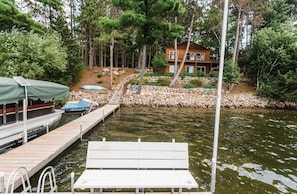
32, 107, 297, 194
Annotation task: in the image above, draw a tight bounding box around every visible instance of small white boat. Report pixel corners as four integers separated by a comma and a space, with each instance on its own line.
80, 85, 106, 90
61, 99, 99, 113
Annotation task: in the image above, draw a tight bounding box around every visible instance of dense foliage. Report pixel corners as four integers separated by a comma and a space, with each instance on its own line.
151, 53, 168, 73
223, 60, 240, 91
242, 22, 297, 101
0, 0, 44, 33
0, 30, 67, 82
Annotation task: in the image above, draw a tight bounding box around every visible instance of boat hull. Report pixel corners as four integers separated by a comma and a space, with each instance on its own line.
0, 109, 63, 153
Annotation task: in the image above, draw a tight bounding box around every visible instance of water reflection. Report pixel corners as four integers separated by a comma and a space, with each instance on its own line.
32, 107, 297, 194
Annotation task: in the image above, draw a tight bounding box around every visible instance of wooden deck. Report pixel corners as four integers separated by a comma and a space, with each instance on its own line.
0, 104, 119, 192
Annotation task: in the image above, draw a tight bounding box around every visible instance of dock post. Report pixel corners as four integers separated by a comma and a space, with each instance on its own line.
70, 172, 74, 194
0, 172, 4, 193
80, 123, 82, 141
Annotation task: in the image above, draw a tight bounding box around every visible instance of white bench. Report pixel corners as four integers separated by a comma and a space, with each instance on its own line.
73, 139, 198, 194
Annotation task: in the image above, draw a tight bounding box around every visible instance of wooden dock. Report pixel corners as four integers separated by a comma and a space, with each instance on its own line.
0, 103, 119, 192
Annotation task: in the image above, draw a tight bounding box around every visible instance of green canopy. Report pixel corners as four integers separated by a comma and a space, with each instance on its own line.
0, 77, 69, 104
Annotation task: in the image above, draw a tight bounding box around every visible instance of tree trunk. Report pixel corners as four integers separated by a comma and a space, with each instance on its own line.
174, 17, 178, 75
100, 43, 104, 67
109, 36, 114, 89
147, 46, 151, 69
121, 50, 125, 67
232, 6, 241, 64
70, 0, 74, 36
169, 14, 195, 87
131, 52, 135, 68
89, 38, 94, 69
104, 49, 107, 67
136, 44, 147, 94
93, 45, 97, 66
137, 49, 142, 69
88, 30, 95, 69
115, 46, 118, 68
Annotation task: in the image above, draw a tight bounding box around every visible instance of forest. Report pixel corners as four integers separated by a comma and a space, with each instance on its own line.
0, 0, 297, 101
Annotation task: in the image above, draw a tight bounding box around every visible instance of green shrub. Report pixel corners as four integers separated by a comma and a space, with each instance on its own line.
146, 81, 158, 86
157, 77, 170, 86
97, 73, 102, 78
190, 79, 203, 87
209, 71, 219, 77
203, 84, 215, 89
183, 73, 198, 77
97, 80, 103, 84
197, 70, 205, 77
183, 83, 195, 88
143, 77, 149, 85
180, 74, 185, 80
130, 77, 149, 85
131, 77, 139, 85
151, 52, 168, 73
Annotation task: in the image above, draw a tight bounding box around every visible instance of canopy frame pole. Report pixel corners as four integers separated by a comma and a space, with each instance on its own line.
210, 0, 229, 193
13, 76, 31, 144
23, 86, 28, 144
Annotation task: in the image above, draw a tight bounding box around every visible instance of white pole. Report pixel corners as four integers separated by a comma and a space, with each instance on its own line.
0, 171, 4, 193
210, 0, 229, 193
70, 172, 74, 194
23, 86, 28, 144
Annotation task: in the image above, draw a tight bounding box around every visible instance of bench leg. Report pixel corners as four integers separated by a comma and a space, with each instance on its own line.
178, 188, 182, 194
171, 188, 174, 194
90, 188, 94, 194
99, 188, 103, 194
136, 188, 139, 194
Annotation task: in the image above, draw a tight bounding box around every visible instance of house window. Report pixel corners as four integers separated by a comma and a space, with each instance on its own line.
185, 66, 194, 73
169, 65, 178, 73
197, 66, 206, 74
196, 52, 205, 60
169, 51, 177, 60
186, 52, 195, 60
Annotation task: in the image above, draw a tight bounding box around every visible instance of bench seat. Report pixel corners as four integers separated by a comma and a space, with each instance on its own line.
74, 169, 198, 189
73, 140, 198, 194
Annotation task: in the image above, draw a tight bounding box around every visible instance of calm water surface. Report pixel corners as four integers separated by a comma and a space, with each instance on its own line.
32, 107, 297, 194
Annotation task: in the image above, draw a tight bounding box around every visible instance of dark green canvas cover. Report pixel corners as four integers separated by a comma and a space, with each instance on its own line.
0, 77, 69, 104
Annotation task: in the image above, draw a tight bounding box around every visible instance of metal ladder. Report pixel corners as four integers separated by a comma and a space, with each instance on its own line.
1, 166, 57, 194
37, 166, 57, 194
5, 167, 32, 194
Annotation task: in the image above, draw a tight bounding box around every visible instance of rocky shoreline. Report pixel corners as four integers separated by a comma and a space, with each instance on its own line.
122, 85, 297, 109
68, 75, 297, 110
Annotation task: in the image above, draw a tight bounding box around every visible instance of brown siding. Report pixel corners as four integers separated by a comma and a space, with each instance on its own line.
164, 43, 218, 74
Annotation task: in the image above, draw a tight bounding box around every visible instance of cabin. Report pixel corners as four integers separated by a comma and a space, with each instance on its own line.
164, 42, 219, 75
